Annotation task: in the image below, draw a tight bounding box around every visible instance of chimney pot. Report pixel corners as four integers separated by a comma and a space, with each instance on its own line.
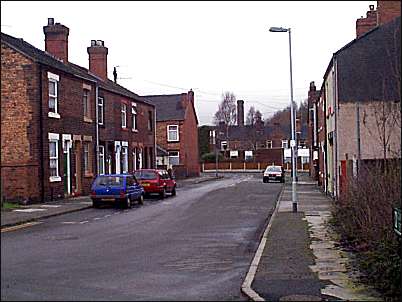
91, 40, 96, 46
43, 19, 69, 62
48, 18, 54, 25
369, 5, 374, 11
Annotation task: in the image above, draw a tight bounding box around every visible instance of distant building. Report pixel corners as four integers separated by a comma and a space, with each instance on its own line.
142, 90, 200, 178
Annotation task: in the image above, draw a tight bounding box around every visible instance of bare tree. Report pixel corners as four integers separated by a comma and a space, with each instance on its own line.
246, 106, 256, 125
213, 91, 237, 126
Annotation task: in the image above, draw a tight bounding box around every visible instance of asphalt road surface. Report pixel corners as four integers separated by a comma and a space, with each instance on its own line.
1, 173, 282, 301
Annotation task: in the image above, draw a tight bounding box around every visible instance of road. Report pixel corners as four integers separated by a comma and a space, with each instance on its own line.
1, 173, 282, 301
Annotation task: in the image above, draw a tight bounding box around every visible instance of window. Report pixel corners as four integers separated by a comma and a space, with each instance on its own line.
98, 145, 105, 175
148, 111, 153, 131
121, 104, 127, 128
98, 97, 104, 125
84, 142, 91, 173
266, 140, 272, 149
230, 150, 238, 158
132, 106, 137, 131
282, 140, 288, 149
121, 146, 128, 173
168, 151, 179, 166
48, 72, 60, 118
221, 141, 228, 151
48, 133, 60, 182
167, 125, 179, 142
245, 150, 253, 161
83, 89, 91, 119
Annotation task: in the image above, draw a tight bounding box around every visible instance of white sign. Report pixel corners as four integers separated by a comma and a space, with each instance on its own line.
290, 140, 296, 147
230, 150, 238, 157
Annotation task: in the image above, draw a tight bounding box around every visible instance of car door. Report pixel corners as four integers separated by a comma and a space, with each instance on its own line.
132, 176, 142, 198
125, 176, 135, 199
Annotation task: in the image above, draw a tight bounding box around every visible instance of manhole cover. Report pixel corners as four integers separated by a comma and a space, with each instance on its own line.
280, 294, 321, 301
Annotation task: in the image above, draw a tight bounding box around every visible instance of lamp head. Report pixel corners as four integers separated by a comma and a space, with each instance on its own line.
269, 27, 288, 32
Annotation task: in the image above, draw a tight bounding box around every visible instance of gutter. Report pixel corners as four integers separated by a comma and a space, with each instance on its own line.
39, 64, 45, 202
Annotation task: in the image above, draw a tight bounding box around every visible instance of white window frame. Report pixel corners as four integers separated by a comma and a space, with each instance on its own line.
121, 104, 127, 128
132, 106, 137, 131
47, 72, 60, 118
220, 141, 228, 151
168, 151, 180, 166
98, 97, 104, 125
266, 140, 273, 149
48, 132, 61, 182
83, 142, 90, 173
82, 88, 91, 119
98, 145, 105, 175
167, 125, 179, 142
121, 146, 128, 173
282, 140, 288, 149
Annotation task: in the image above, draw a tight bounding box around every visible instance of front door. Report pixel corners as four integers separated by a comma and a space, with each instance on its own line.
63, 136, 72, 196
74, 141, 82, 195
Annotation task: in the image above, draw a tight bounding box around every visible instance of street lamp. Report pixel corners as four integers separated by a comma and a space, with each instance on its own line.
269, 26, 298, 213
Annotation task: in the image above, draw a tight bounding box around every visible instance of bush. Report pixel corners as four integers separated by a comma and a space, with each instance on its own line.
331, 161, 401, 300
201, 152, 223, 163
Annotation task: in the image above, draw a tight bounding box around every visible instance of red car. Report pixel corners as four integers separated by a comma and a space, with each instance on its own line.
133, 169, 176, 199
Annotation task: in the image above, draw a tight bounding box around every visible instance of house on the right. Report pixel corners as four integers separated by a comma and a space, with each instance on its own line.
308, 1, 401, 199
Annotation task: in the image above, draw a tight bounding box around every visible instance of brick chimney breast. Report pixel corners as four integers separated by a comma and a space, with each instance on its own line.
237, 99, 244, 126
87, 40, 108, 81
43, 18, 69, 62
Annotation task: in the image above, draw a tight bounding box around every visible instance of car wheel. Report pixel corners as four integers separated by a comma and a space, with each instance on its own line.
160, 188, 166, 199
121, 196, 131, 209
92, 199, 100, 208
138, 194, 144, 205
171, 186, 176, 196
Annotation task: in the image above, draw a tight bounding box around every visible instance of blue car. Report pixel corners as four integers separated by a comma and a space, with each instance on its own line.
90, 174, 145, 208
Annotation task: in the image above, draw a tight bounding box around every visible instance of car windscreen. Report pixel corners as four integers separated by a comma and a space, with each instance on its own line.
134, 171, 157, 180
266, 166, 282, 172
94, 176, 124, 187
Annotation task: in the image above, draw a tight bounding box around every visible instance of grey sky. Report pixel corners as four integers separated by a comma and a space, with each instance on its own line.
1, 1, 376, 125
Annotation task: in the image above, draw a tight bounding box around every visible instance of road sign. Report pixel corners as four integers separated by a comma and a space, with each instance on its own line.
290, 140, 296, 147
393, 207, 401, 236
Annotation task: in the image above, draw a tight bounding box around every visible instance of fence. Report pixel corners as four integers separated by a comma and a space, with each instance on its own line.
202, 161, 310, 172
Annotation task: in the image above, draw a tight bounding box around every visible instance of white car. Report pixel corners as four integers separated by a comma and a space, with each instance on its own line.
263, 165, 285, 183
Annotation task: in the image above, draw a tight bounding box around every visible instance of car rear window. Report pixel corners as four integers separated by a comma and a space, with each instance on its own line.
134, 171, 157, 180
95, 176, 124, 186
266, 166, 282, 172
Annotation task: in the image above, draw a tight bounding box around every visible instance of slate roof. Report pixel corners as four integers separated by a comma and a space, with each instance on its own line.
1, 32, 153, 106
141, 94, 186, 121
216, 123, 291, 141
325, 16, 400, 103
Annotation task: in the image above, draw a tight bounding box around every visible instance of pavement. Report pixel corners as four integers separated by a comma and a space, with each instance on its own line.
1, 174, 222, 229
244, 172, 383, 301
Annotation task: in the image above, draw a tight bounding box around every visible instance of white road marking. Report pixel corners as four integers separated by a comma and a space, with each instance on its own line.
39, 205, 61, 208
79, 220, 89, 224
104, 214, 111, 218
13, 208, 47, 213
61, 221, 77, 224
93, 217, 101, 220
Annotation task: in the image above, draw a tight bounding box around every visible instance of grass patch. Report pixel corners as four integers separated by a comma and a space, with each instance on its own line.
1, 202, 22, 211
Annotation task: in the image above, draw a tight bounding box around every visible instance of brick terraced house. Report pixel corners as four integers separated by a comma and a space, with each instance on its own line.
142, 90, 200, 178
1, 18, 156, 203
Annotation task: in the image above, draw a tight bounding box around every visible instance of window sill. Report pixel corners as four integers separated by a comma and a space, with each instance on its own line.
132, 129, 138, 133
49, 176, 61, 182
121, 127, 128, 131
167, 140, 180, 143
84, 172, 94, 178
84, 117, 93, 123
48, 112, 61, 119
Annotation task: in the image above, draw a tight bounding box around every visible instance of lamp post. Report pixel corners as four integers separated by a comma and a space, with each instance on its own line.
269, 26, 298, 213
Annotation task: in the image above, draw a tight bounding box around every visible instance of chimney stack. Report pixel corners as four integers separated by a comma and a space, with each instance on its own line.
43, 18, 69, 62
87, 40, 108, 81
237, 99, 244, 126
356, 5, 378, 38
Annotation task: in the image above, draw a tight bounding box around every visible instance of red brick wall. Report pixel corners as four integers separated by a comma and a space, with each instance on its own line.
378, 1, 401, 25
1, 43, 42, 202
98, 91, 155, 172
183, 99, 200, 177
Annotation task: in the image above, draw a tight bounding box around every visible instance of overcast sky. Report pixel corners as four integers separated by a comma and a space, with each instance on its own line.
1, 1, 376, 125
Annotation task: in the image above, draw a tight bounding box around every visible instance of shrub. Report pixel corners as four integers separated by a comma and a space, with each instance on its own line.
201, 152, 223, 163
331, 160, 401, 300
